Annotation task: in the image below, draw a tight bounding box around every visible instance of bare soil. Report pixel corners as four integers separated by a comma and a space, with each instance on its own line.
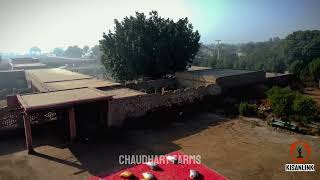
0, 113, 319, 180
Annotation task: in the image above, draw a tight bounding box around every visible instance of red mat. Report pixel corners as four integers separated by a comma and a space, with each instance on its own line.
89, 151, 227, 180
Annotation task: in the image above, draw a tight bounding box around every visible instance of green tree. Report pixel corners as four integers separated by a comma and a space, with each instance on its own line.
289, 60, 303, 75
308, 58, 320, 80
52, 48, 64, 57
90, 45, 102, 59
83, 45, 90, 56
100, 11, 200, 81
284, 30, 320, 65
64, 45, 83, 58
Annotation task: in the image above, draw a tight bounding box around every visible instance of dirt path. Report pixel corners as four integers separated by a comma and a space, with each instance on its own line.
0, 113, 319, 180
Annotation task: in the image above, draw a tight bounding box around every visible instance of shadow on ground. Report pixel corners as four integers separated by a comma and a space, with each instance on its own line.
0, 102, 230, 177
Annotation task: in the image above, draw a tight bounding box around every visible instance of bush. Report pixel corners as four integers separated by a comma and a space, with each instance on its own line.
308, 58, 320, 81
267, 87, 296, 119
267, 86, 318, 124
293, 95, 318, 124
238, 102, 257, 116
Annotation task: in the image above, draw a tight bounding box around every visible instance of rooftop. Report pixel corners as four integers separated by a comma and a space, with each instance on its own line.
26, 68, 92, 83
25, 68, 120, 92
11, 63, 46, 68
100, 87, 146, 99
18, 88, 111, 112
181, 69, 257, 78
45, 78, 120, 91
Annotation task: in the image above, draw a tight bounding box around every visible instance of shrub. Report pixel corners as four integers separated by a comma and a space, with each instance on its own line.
238, 102, 257, 116
267, 87, 296, 119
293, 95, 318, 124
267, 86, 318, 123
308, 58, 320, 80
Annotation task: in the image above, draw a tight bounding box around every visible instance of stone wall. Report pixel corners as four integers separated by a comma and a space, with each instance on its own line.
108, 84, 221, 127
125, 78, 176, 93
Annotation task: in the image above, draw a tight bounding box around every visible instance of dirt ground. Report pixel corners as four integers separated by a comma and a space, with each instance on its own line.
0, 113, 319, 180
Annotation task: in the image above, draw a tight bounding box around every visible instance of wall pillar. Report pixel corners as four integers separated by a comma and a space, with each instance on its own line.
68, 107, 76, 142
23, 113, 34, 154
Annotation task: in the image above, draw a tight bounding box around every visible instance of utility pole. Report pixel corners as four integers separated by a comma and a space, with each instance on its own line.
215, 40, 221, 60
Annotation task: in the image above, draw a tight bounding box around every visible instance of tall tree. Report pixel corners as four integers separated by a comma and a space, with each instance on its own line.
90, 45, 102, 59
82, 45, 90, 56
64, 45, 83, 58
100, 11, 200, 81
52, 48, 64, 57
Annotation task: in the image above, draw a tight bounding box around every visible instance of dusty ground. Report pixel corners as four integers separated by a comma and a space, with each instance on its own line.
0, 113, 319, 180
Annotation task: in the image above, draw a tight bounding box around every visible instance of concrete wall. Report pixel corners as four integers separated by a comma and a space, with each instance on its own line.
108, 84, 221, 127
266, 73, 292, 86
0, 70, 27, 89
216, 71, 266, 88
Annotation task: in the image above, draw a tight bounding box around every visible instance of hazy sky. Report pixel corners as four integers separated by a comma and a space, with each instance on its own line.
1, 0, 320, 53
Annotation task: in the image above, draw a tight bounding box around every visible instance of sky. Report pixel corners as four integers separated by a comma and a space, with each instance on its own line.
0, 0, 320, 53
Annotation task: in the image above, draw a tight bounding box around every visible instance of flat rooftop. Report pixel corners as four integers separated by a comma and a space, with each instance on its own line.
100, 87, 146, 99
11, 63, 47, 68
26, 68, 92, 83
18, 88, 111, 112
26, 68, 120, 92
176, 69, 259, 83
187, 66, 212, 71
266, 72, 291, 78
180, 69, 257, 79
45, 79, 121, 91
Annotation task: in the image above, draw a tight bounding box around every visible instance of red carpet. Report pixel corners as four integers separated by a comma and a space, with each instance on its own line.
89, 151, 227, 180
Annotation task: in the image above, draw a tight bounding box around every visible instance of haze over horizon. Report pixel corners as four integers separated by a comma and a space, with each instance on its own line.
1, 0, 320, 54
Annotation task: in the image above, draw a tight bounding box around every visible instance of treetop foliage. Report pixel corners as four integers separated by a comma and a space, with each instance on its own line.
64, 45, 83, 58
100, 11, 200, 81
195, 30, 320, 77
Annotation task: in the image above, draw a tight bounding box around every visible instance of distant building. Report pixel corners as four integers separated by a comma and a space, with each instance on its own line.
9, 57, 46, 70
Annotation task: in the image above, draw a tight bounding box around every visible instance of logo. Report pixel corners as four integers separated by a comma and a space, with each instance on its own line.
285, 140, 315, 172
289, 140, 311, 163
